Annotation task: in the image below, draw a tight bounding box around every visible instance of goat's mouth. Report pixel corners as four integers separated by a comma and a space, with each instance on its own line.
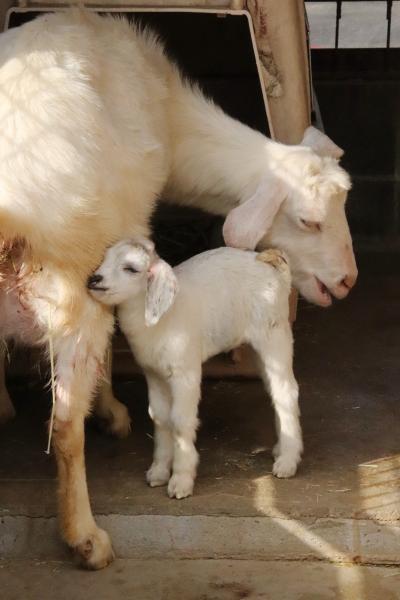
314, 277, 332, 307
298, 275, 333, 307
87, 284, 109, 292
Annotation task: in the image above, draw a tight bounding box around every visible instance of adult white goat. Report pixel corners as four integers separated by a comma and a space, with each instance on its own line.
0, 9, 357, 568
89, 240, 301, 499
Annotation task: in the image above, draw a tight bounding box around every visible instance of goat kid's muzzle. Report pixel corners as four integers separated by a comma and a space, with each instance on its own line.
87, 273, 108, 291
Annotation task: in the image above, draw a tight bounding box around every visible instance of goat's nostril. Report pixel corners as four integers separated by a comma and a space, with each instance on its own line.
341, 274, 356, 289
87, 273, 103, 288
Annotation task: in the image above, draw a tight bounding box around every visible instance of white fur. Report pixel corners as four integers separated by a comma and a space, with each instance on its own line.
90, 240, 303, 497
0, 9, 357, 566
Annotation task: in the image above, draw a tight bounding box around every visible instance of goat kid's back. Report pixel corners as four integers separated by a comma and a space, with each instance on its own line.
120, 247, 292, 366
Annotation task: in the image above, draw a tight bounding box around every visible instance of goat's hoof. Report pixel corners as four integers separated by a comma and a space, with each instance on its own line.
146, 464, 170, 487
99, 402, 131, 439
74, 528, 115, 570
167, 474, 194, 499
108, 404, 131, 439
272, 455, 299, 479
0, 395, 16, 425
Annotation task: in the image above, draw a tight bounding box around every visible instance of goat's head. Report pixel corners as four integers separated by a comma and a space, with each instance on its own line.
87, 238, 178, 325
223, 127, 357, 307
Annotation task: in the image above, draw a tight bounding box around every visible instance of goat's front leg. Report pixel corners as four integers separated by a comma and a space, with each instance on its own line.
253, 324, 303, 478
0, 341, 15, 424
95, 348, 131, 438
145, 372, 174, 488
52, 302, 114, 569
167, 370, 201, 499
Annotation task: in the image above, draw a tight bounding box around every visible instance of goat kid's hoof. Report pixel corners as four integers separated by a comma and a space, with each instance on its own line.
74, 528, 115, 570
272, 455, 299, 479
146, 464, 170, 487
167, 474, 194, 499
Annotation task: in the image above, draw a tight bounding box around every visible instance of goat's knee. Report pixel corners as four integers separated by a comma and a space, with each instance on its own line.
149, 401, 170, 428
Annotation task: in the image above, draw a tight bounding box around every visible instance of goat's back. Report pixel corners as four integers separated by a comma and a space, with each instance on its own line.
0, 10, 171, 273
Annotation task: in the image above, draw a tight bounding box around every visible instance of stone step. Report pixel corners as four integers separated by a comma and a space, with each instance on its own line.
1, 558, 400, 600
2, 514, 400, 567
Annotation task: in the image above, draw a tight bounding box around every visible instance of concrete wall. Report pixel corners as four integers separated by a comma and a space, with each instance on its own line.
312, 49, 400, 249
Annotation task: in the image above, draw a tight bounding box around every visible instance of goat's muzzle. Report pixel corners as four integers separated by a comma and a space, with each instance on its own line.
87, 273, 107, 291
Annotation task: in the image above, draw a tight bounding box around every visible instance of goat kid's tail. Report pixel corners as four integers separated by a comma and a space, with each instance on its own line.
256, 248, 291, 284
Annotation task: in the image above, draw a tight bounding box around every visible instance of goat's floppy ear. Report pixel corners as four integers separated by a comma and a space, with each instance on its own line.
145, 259, 178, 326
300, 126, 344, 159
223, 178, 286, 250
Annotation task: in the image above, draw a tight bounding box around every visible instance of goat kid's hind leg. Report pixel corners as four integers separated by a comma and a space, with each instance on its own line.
95, 348, 131, 438
0, 341, 15, 424
145, 373, 174, 487
168, 371, 201, 499
52, 302, 114, 569
254, 324, 303, 478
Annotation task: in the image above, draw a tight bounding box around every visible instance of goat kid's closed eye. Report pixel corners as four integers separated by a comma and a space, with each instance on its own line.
124, 264, 139, 274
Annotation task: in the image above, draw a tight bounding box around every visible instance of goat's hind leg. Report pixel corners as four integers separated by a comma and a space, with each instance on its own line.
253, 324, 303, 478
0, 341, 16, 424
52, 300, 115, 569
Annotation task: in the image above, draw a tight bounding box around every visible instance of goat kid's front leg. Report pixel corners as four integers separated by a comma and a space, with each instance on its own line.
95, 348, 131, 438
145, 373, 174, 488
52, 302, 114, 569
0, 341, 15, 424
254, 324, 303, 478
167, 370, 201, 499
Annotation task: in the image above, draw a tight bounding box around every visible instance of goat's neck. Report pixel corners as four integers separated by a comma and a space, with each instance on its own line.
119, 292, 147, 337
165, 76, 289, 215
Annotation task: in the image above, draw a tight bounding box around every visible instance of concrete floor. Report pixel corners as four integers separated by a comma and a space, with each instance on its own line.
1, 252, 400, 597
1, 559, 400, 600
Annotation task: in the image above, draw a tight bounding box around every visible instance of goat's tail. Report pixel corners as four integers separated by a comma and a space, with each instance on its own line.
256, 248, 291, 284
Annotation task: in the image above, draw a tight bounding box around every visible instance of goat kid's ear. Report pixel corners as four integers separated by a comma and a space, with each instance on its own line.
300, 126, 344, 159
223, 178, 286, 250
145, 259, 178, 326
134, 236, 155, 255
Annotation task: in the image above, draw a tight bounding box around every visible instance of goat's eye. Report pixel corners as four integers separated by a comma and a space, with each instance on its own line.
300, 219, 322, 232
123, 265, 138, 274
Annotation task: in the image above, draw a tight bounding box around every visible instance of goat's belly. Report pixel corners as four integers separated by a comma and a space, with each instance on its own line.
0, 288, 43, 345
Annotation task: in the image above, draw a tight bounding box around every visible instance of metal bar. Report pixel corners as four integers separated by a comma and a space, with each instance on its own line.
386, 0, 393, 49
335, 0, 342, 49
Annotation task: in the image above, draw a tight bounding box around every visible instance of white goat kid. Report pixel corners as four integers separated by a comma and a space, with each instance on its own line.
89, 239, 302, 499
0, 9, 357, 567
